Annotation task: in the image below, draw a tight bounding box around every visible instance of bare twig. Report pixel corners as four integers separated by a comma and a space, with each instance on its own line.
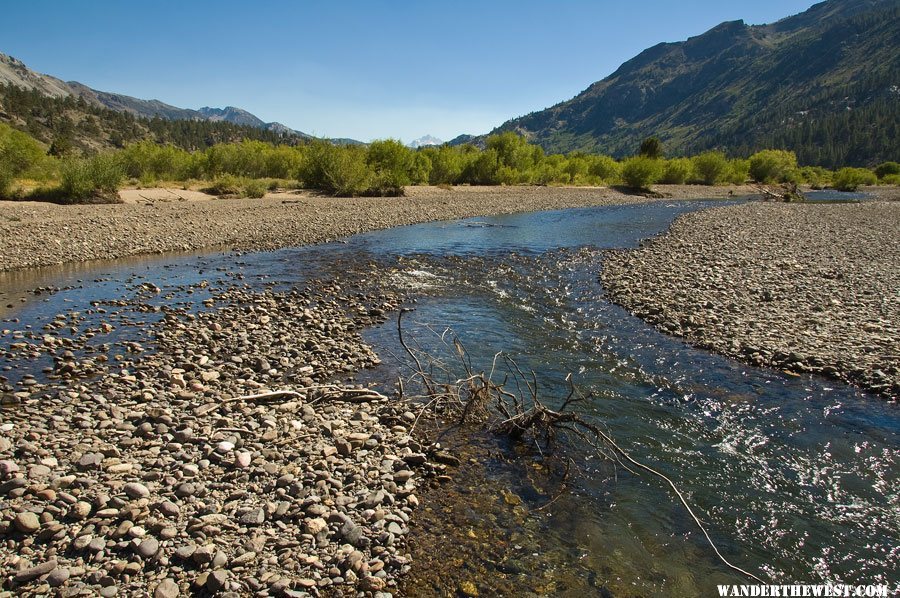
392, 323, 767, 584
228, 385, 388, 404
534, 457, 573, 511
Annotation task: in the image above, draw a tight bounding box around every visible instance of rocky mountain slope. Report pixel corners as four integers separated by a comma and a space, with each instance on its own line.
0, 52, 309, 138
490, 0, 899, 166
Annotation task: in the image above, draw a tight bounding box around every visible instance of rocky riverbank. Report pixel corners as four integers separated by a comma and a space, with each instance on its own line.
0, 185, 762, 273
602, 201, 900, 399
0, 270, 463, 595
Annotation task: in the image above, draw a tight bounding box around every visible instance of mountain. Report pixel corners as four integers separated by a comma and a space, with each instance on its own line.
196, 106, 308, 137
0, 52, 313, 140
490, 0, 900, 167
0, 53, 73, 98
408, 134, 443, 149
447, 134, 477, 147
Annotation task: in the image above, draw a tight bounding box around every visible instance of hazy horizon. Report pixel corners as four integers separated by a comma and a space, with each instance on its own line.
2, 0, 818, 142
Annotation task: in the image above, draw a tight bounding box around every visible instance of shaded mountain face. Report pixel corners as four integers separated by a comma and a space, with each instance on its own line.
0, 52, 310, 138
491, 0, 900, 166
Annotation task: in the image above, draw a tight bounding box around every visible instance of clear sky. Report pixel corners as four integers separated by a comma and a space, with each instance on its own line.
1, 0, 818, 143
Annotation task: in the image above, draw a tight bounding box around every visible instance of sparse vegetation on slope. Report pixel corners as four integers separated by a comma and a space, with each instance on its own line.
0, 83, 299, 156
489, 0, 900, 168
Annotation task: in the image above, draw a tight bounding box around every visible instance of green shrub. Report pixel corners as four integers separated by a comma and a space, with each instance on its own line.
562, 154, 589, 183
621, 156, 663, 189
58, 153, 123, 201
639, 137, 664, 159
799, 166, 832, 189
660, 158, 693, 184
748, 149, 799, 183
881, 173, 900, 186
424, 146, 463, 185
0, 165, 14, 198
0, 123, 45, 174
486, 132, 539, 172
366, 139, 413, 194
410, 152, 432, 185
586, 155, 621, 184
118, 140, 190, 181
691, 151, 729, 185
493, 166, 519, 185
300, 140, 372, 196
367, 173, 405, 197
832, 167, 877, 191
89, 153, 125, 194
874, 161, 900, 180
0, 123, 49, 195
204, 174, 242, 196
726, 159, 750, 184
204, 175, 268, 198
531, 158, 569, 185
460, 149, 500, 185
242, 178, 268, 198
178, 152, 208, 180
264, 145, 305, 179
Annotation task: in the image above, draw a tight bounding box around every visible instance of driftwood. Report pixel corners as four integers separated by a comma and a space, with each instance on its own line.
229, 385, 388, 405
394, 309, 766, 584
755, 183, 805, 202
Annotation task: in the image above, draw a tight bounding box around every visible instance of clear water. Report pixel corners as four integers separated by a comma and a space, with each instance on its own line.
1, 199, 897, 595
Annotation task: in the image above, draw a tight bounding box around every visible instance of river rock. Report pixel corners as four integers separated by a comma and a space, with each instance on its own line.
14, 511, 40, 533
234, 451, 251, 469
13, 559, 58, 583
154, 578, 180, 598
123, 482, 150, 499
47, 566, 71, 587
206, 569, 228, 592
136, 537, 160, 559
71, 501, 92, 519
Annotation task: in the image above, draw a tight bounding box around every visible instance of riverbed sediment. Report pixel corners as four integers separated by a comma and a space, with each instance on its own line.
601, 201, 900, 399
0, 185, 761, 272
0, 269, 464, 595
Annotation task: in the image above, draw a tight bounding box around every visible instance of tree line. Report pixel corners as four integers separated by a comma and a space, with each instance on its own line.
1, 124, 896, 202
0, 83, 297, 154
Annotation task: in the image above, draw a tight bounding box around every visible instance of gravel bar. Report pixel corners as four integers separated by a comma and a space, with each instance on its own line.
602, 201, 900, 399
0, 272, 460, 595
0, 185, 760, 272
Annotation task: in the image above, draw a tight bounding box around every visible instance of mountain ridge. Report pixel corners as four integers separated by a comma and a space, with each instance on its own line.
0, 52, 312, 139
487, 0, 899, 166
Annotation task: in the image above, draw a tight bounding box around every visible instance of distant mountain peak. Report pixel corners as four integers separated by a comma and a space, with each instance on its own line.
408, 134, 443, 148
0, 51, 321, 140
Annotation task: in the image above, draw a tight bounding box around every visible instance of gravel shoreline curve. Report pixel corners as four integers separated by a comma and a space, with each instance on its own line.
1, 268, 464, 595
0, 185, 760, 273
601, 201, 900, 399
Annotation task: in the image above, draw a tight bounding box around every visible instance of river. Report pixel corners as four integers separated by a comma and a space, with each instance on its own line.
1, 198, 896, 595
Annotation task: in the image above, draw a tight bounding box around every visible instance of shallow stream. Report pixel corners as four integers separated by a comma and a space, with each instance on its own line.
1, 196, 896, 595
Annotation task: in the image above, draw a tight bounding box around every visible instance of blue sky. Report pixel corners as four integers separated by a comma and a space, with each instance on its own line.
2, 1, 817, 142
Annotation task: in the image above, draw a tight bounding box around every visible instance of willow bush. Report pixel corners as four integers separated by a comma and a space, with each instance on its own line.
1, 124, 893, 201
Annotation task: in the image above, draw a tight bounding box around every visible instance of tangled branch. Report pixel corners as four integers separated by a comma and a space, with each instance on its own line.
395, 309, 766, 584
